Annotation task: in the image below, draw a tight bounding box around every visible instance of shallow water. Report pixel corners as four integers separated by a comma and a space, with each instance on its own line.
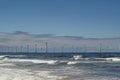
0, 53, 120, 80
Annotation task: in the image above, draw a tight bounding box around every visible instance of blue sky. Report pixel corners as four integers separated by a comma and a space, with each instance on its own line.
0, 0, 120, 38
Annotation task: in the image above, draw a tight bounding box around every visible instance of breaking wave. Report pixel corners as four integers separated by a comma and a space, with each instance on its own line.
0, 54, 120, 80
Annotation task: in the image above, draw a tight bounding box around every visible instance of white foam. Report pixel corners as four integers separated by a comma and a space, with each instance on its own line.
73, 55, 82, 60
72, 56, 120, 62
0, 63, 15, 66
0, 68, 60, 80
67, 61, 78, 65
106, 57, 120, 61
25, 59, 58, 65
0, 55, 9, 60
2, 58, 59, 65
89, 57, 120, 61
0, 56, 6, 58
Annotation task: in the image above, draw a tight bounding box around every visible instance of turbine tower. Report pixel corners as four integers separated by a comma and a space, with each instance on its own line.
45, 42, 48, 53
35, 44, 37, 53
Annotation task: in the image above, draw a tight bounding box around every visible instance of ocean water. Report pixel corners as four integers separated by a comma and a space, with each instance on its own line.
0, 53, 120, 80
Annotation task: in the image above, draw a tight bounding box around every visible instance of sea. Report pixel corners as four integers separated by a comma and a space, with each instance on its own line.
0, 52, 120, 80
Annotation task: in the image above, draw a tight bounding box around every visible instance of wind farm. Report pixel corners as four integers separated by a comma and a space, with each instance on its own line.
0, 31, 120, 59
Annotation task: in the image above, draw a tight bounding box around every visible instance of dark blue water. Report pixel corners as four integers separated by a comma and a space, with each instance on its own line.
0, 52, 120, 59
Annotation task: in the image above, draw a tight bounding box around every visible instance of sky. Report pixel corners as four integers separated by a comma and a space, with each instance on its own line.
0, 0, 120, 38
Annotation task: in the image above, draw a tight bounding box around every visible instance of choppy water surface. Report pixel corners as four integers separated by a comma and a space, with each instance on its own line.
0, 53, 120, 80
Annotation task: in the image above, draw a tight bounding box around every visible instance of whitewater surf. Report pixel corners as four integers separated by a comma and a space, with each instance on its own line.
0, 53, 120, 80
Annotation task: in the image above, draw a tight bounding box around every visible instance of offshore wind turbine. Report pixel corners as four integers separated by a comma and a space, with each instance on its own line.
118, 45, 120, 52
15, 46, 18, 53
83, 44, 87, 53
35, 44, 37, 53
71, 46, 74, 53
27, 44, 29, 53
7, 46, 10, 53
99, 43, 102, 53
20, 46, 22, 53
45, 42, 48, 53
61, 46, 64, 53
